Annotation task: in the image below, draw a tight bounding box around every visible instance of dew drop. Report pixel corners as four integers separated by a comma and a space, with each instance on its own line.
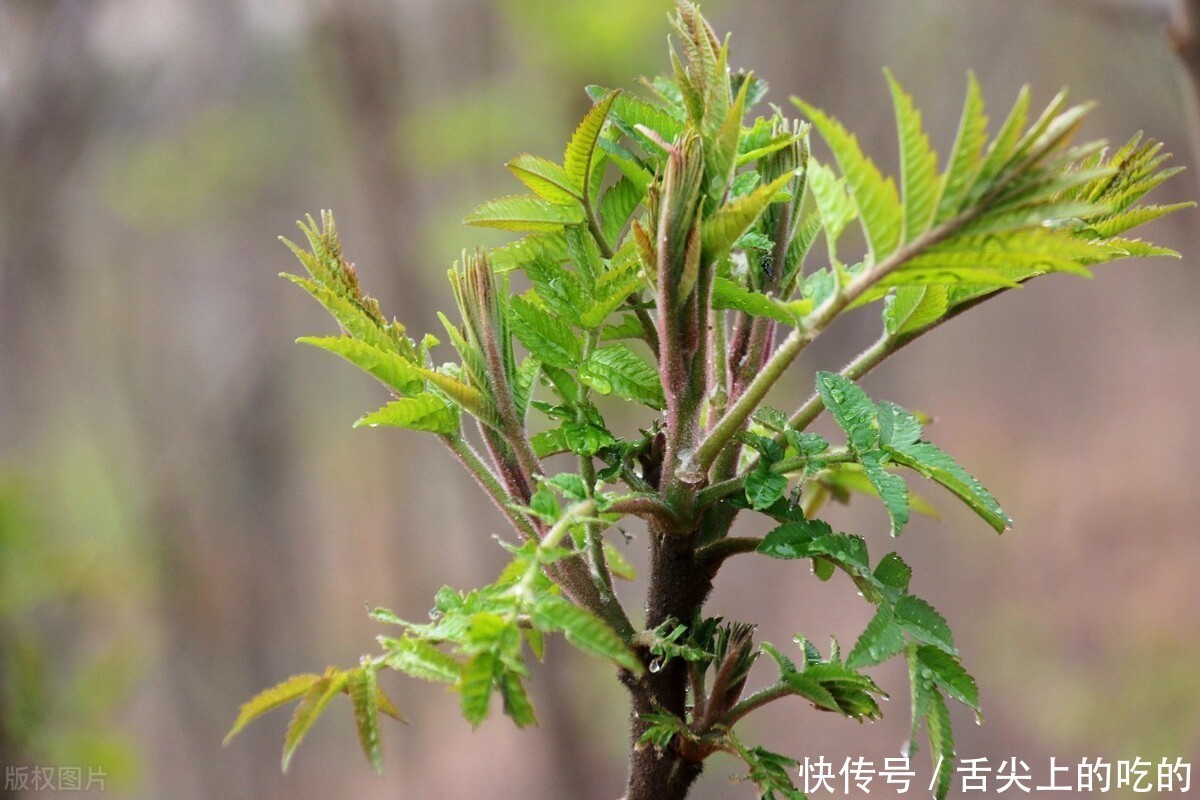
649, 657, 665, 673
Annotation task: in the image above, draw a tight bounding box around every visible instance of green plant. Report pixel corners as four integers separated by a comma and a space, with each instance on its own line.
224, 4, 1190, 798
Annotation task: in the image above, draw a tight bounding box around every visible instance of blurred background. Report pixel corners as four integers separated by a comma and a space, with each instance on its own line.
1, 0, 1197, 798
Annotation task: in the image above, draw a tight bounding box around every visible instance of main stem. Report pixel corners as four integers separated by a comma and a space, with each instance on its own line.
623, 520, 714, 800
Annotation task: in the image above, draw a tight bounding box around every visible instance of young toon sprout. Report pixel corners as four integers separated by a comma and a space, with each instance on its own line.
225, 3, 1191, 798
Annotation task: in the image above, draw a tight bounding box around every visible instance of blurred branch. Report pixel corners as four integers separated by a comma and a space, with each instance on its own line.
1170, 0, 1200, 164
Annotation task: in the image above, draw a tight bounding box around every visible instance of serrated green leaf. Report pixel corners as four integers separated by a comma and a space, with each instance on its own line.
297, 336, 424, 395
886, 71, 941, 241
938, 73, 989, 221
861, 453, 909, 536
509, 296, 583, 369
884, 285, 948, 336
745, 462, 789, 510
282, 670, 348, 772
705, 72, 751, 203
701, 170, 797, 259
459, 652, 497, 727
578, 344, 665, 409
886, 441, 1009, 532
1102, 238, 1180, 258
523, 249, 584, 318
354, 394, 458, 434
711, 277, 810, 324
464, 194, 585, 231
375, 685, 406, 722
282, 274, 398, 354
1089, 202, 1194, 238
756, 517, 833, 560
589, 85, 684, 155
895, 596, 956, 653
795, 97, 903, 260
807, 162, 857, 256
347, 666, 383, 774
782, 671, 841, 712
818, 463, 941, 521
565, 90, 619, 192
600, 176, 644, 244
925, 689, 956, 800
224, 673, 321, 745
876, 402, 922, 448
499, 671, 538, 728
604, 541, 637, 580
531, 595, 642, 674
916, 646, 980, 713
815, 372, 879, 452
873, 552, 912, 591
381, 638, 461, 684
487, 232, 569, 274
581, 251, 647, 329
847, 605, 907, 669
974, 85, 1031, 191
507, 154, 581, 205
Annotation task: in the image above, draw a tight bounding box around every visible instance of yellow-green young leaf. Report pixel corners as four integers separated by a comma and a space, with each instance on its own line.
381, 638, 461, 684
884, 285, 948, 336
808, 162, 857, 259
282, 275, 397, 354
509, 296, 583, 369
423, 369, 498, 428
375, 685, 406, 722
782, 672, 842, 712
564, 90, 620, 193
458, 652, 497, 727
1089, 202, 1194, 238
701, 170, 797, 260
603, 541, 637, 580
599, 176, 644, 244
578, 344, 665, 409
506, 154, 582, 205
297, 336, 424, 395
223, 673, 321, 745
1103, 238, 1181, 259
464, 194, 585, 232
580, 252, 647, 329
937, 73, 989, 221
706, 73, 751, 202
711, 277, 810, 325
885, 71, 941, 241
354, 394, 458, 434
794, 97, 903, 261
282, 670, 349, 772
925, 689, 956, 800
974, 85, 1031, 191
487, 232, 569, 274
499, 672, 538, 728
347, 666, 383, 775
531, 595, 643, 674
